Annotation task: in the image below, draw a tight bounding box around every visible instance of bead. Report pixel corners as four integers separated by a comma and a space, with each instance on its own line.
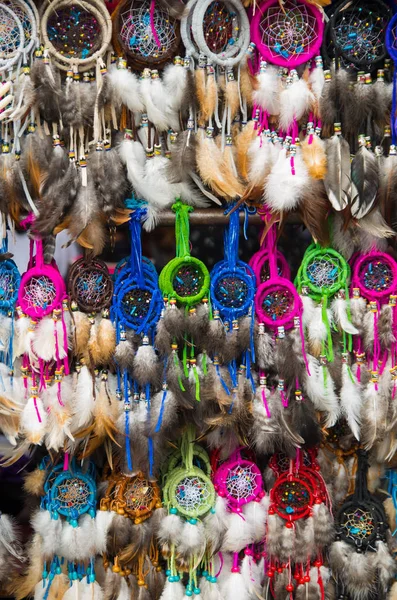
286, 584, 294, 592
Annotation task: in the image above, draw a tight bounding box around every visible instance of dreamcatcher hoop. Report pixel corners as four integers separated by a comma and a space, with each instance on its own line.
352, 252, 397, 302
5, 0, 37, 56
68, 258, 113, 313
331, 0, 390, 69
167, 466, 215, 519
214, 458, 264, 510
191, 0, 250, 66
112, 0, 180, 69
250, 0, 324, 68
49, 469, 96, 525
115, 278, 162, 332
18, 241, 66, 318
255, 278, 302, 329
0, 260, 20, 312
271, 472, 313, 521
0, 4, 24, 71
165, 445, 212, 478
112, 473, 161, 524
249, 249, 290, 286
300, 246, 349, 299
41, 0, 112, 70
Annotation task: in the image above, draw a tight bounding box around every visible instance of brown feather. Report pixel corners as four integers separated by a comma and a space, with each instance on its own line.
226, 79, 240, 121
48, 574, 69, 600
195, 67, 206, 125
235, 121, 256, 181
88, 321, 101, 365
97, 318, 116, 365
23, 468, 46, 496
196, 132, 241, 200
76, 219, 106, 256
71, 311, 92, 358
7, 533, 42, 600
298, 179, 331, 246
301, 135, 327, 180
205, 73, 217, 122
239, 62, 257, 106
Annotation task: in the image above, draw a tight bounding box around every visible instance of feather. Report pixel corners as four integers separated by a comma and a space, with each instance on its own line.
159, 579, 185, 600
340, 363, 361, 440
301, 294, 317, 330
8, 532, 42, 600
301, 135, 327, 180
163, 59, 188, 113
279, 73, 313, 131
375, 540, 395, 591
96, 317, 116, 365
107, 64, 144, 113
133, 342, 160, 386
199, 578, 224, 600
66, 179, 100, 241
358, 208, 395, 241
324, 134, 353, 211
71, 310, 92, 359
21, 396, 47, 445
309, 60, 325, 115
279, 522, 295, 562
94, 510, 115, 556
23, 469, 46, 496
31, 510, 62, 559
298, 179, 330, 246
178, 520, 206, 560
30, 59, 62, 123
47, 574, 69, 600
235, 121, 256, 181
114, 339, 135, 373
388, 582, 397, 600
290, 399, 322, 447
361, 382, 388, 451
89, 145, 128, 216
303, 356, 339, 427
247, 134, 273, 189
81, 580, 103, 600
242, 495, 269, 542
254, 323, 275, 370
140, 72, 169, 131
32, 316, 56, 362
378, 154, 397, 230
331, 296, 358, 335
378, 303, 396, 350
222, 571, 250, 600
166, 130, 197, 183
265, 147, 309, 212
307, 304, 332, 357
312, 502, 334, 549
202, 504, 226, 555
349, 294, 367, 333
221, 512, 256, 553
72, 364, 95, 431
157, 513, 183, 547
351, 145, 380, 219
253, 62, 280, 115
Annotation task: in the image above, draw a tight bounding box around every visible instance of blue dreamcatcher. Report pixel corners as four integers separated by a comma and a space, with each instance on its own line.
0, 235, 20, 370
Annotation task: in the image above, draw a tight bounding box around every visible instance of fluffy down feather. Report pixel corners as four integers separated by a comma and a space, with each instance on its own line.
279, 76, 314, 131
265, 148, 309, 212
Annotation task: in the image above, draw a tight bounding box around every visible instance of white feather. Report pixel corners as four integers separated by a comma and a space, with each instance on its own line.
44, 379, 74, 450
308, 305, 332, 351
159, 579, 185, 600
240, 553, 263, 597
163, 63, 188, 112
178, 521, 206, 557
301, 516, 315, 559
203, 504, 227, 552
362, 382, 386, 450
247, 135, 271, 186
107, 64, 144, 113
363, 308, 375, 351
0, 315, 11, 353
279, 77, 314, 131
151, 75, 180, 131
115, 578, 130, 600
340, 363, 361, 440
331, 297, 358, 335
279, 523, 295, 562
303, 356, 340, 427
144, 156, 175, 209
349, 295, 368, 332
32, 316, 56, 362
55, 317, 69, 359
253, 65, 280, 115
140, 75, 169, 131
301, 295, 317, 330
21, 396, 47, 444
80, 580, 103, 600
221, 512, 256, 552
94, 508, 115, 555
118, 138, 149, 202
60, 516, 97, 561
34, 579, 48, 600
14, 313, 31, 358
222, 571, 250, 600
72, 365, 95, 431
157, 513, 183, 546
242, 496, 269, 542
31, 510, 62, 559
62, 580, 81, 600
199, 578, 224, 600
265, 148, 309, 212
309, 64, 325, 103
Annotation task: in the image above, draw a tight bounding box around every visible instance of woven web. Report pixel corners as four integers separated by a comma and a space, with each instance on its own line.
0, 7, 23, 58
260, 259, 283, 283
173, 264, 204, 298
214, 275, 248, 309
203, 1, 235, 54
225, 464, 259, 501
261, 286, 295, 321
120, 0, 177, 59
276, 451, 310, 472
54, 477, 91, 511
341, 508, 374, 541
124, 478, 154, 512
306, 254, 341, 292
75, 269, 111, 310
0, 269, 17, 304
121, 287, 152, 321
5, 0, 32, 44
22, 275, 56, 313
175, 476, 211, 512
47, 5, 101, 59
334, 7, 386, 64
274, 479, 310, 517
259, 1, 318, 63
359, 259, 394, 293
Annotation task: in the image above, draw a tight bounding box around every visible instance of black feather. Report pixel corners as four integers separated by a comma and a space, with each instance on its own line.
290, 399, 322, 447
350, 145, 379, 219
156, 0, 186, 19
30, 59, 62, 123
166, 130, 197, 184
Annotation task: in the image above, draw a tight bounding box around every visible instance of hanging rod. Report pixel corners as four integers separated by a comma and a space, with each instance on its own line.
155, 208, 299, 226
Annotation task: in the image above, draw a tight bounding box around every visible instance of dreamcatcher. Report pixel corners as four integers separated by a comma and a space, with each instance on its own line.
99, 467, 163, 592
210, 206, 256, 404
16, 232, 71, 447
112, 0, 181, 70
157, 428, 216, 598
349, 250, 397, 452
329, 450, 395, 600
0, 3, 24, 73
112, 205, 163, 476
0, 230, 20, 374
266, 449, 333, 598
159, 202, 210, 405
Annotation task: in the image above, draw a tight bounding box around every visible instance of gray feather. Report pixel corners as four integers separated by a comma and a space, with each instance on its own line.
324, 135, 354, 211
351, 146, 379, 219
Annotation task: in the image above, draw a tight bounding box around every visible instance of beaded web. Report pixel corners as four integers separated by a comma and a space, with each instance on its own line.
225, 464, 259, 502
22, 275, 57, 313
260, 258, 284, 282
47, 5, 101, 60
174, 475, 211, 512
0, 266, 18, 306
333, 6, 387, 65
259, 1, 318, 63
203, 1, 236, 53
120, 0, 177, 60
173, 264, 205, 298
213, 275, 248, 309
273, 478, 310, 518
305, 253, 343, 293
124, 477, 155, 512
121, 288, 153, 322
340, 508, 375, 542
5, 0, 32, 45
53, 477, 91, 512
358, 258, 394, 294
261, 286, 295, 322
74, 269, 112, 310
0, 7, 23, 58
